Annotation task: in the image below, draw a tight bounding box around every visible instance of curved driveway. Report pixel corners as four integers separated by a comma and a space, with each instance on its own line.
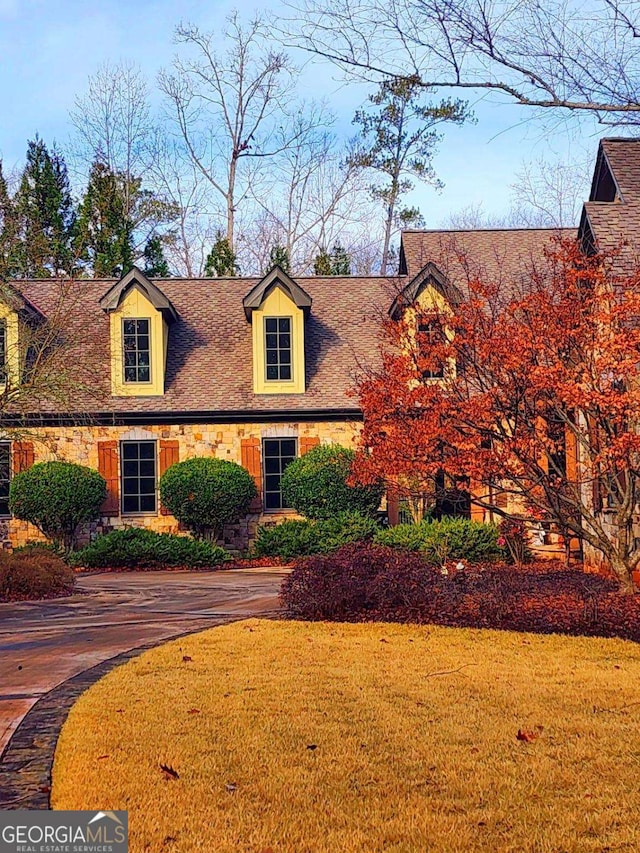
0, 568, 285, 754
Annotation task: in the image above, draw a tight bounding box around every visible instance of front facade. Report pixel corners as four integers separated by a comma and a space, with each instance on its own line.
0, 137, 637, 552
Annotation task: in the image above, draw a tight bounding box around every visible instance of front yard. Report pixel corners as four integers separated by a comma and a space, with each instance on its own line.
52, 619, 640, 853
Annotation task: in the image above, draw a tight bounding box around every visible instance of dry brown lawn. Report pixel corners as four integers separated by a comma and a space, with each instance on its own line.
52, 619, 640, 853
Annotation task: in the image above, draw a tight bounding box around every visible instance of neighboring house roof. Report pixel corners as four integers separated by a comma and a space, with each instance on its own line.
399, 228, 573, 298
13, 275, 402, 417
580, 138, 640, 273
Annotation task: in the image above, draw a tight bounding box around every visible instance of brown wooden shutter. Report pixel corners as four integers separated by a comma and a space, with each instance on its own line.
469, 479, 485, 522
241, 437, 263, 512
565, 424, 578, 483
300, 436, 320, 455
12, 441, 34, 473
159, 440, 180, 516
98, 440, 119, 516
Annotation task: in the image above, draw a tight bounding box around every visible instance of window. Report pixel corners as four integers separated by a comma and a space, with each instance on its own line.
263, 438, 297, 510
123, 318, 151, 383
0, 442, 10, 516
0, 322, 6, 383
121, 440, 157, 514
264, 317, 292, 381
418, 320, 445, 379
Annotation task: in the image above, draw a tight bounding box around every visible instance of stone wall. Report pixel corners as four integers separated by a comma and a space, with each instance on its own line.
5, 419, 361, 553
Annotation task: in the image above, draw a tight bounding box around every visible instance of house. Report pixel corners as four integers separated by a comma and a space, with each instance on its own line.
0, 136, 636, 552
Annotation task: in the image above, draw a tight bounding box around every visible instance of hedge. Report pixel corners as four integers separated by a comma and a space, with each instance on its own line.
252, 512, 380, 560
69, 528, 227, 570
374, 517, 502, 563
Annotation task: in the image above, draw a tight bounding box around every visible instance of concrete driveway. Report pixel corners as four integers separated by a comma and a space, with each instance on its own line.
0, 568, 285, 754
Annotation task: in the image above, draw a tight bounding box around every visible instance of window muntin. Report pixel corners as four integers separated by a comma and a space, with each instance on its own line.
418, 320, 445, 379
0, 442, 10, 516
0, 322, 6, 383
263, 438, 297, 510
264, 317, 292, 381
121, 440, 157, 514
123, 318, 151, 383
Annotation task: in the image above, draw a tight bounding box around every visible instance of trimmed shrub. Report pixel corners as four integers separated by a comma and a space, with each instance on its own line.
375, 517, 502, 563
252, 512, 379, 560
280, 444, 383, 520
69, 528, 227, 570
159, 457, 257, 540
281, 543, 433, 619
9, 462, 106, 550
0, 546, 76, 602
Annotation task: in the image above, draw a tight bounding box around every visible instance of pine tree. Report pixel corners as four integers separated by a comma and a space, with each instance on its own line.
204, 232, 238, 277
0, 162, 19, 280
313, 248, 332, 275
75, 160, 135, 277
330, 244, 351, 275
143, 235, 170, 277
268, 244, 290, 273
13, 137, 75, 277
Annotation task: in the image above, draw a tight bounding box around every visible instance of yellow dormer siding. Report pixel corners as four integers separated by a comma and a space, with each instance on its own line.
251, 286, 305, 394
109, 285, 168, 397
0, 302, 20, 388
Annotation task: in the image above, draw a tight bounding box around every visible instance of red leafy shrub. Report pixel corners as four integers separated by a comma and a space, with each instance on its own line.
280, 544, 640, 642
0, 546, 76, 602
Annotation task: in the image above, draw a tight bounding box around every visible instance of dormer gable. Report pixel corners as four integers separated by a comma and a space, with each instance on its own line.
242, 265, 312, 320
589, 143, 621, 203
243, 266, 311, 395
389, 262, 463, 319
101, 267, 177, 398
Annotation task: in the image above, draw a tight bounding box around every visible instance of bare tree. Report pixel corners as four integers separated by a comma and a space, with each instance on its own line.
509, 155, 590, 228
159, 14, 308, 252
70, 60, 152, 214
242, 104, 379, 273
285, 0, 640, 126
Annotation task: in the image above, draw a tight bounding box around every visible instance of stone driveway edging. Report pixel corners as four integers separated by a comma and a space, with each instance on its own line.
0, 614, 277, 811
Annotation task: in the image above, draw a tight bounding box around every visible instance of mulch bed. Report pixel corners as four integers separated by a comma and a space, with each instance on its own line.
74, 556, 292, 574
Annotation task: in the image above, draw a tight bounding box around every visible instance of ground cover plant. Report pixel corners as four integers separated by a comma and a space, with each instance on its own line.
251, 512, 379, 560
281, 543, 640, 641
374, 517, 502, 562
69, 528, 226, 570
280, 444, 383, 519
0, 546, 75, 601
52, 619, 640, 853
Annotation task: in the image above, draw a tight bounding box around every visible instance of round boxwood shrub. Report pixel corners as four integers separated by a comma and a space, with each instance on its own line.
9, 461, 106, 550
280, 444, 383, 520
159, 457, 257, 540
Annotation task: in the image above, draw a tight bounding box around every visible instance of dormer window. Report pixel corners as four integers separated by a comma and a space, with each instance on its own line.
100, 267, 178, 398
243, 266, 311, 395
123, 318, 151, 383
0, 321, 7, 383
265, 317, 292, 381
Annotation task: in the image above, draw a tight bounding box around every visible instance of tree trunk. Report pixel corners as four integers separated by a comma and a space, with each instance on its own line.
380, 203, 394, 275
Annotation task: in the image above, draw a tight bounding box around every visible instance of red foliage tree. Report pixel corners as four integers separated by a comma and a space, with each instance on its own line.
355, 240, 640, 590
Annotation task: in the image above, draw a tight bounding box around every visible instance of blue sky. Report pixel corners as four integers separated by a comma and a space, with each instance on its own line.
0, 0, 603, 225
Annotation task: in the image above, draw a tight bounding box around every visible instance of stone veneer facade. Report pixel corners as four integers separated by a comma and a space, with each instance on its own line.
4, 419, 361, 552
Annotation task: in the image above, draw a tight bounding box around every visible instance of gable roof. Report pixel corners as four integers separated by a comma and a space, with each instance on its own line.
389, 262, 464, 319
399, 228, 573, 299
99, 266, 179, 323
0, 282, 47, 323
242, 266, 313, 320
592, 138, 640, 203
14, 274, 401, 418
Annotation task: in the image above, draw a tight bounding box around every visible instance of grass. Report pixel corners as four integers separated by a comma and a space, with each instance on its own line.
52, 619, 640, 853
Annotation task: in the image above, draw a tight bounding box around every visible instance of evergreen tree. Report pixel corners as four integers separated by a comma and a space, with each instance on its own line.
313, 248, 332, 275
0, 162, 19, 279
268, 244, 290, 273
13, 137, 75, 277
75, 160, 135, 277
204, 232, 238, 277
143, 235, 170, 277
330, 244, 351, 275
